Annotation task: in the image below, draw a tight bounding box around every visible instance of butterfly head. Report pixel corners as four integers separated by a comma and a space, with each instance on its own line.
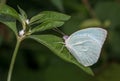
63, 35, 69, 40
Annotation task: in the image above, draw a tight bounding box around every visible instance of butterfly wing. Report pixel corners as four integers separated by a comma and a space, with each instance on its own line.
65, 28, 107, 66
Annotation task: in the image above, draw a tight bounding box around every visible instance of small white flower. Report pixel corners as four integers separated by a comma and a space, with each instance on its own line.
26, 19, 30, 24
19, 29, 25, 36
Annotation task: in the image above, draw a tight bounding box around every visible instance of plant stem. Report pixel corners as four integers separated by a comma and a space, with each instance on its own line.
7, 39, 21, 81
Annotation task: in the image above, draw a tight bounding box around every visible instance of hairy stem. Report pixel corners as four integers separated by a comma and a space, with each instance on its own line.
7, 39, 21, 81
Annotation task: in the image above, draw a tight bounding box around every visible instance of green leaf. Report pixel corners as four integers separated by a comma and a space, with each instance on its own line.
30, 11, 71, 24
30, 11, 70, 33
0, 14, 17, 36
31, 20, 64, 33
17, 6, 27, 23
18, 6, 27, 19
17, 6, 28, 30
29, 13, 44, 24
28, 35, 94, 75
0, 4, 20, 21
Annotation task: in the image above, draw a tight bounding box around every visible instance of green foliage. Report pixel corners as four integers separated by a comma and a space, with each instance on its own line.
17, 6, 28, 30
30, 11, 70, 33
30, 11, 70, 23
0, 4, 20, 21
28, 35, 93, 75
30, 11, 71, 24
1, 0, 120, 81
31, 21, 64, 33
0, 14, 17, 36
18, 6, 27, 20
0, 4, 94, 81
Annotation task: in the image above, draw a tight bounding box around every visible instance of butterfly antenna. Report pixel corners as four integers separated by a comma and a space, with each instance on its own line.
53, 28, 66, 36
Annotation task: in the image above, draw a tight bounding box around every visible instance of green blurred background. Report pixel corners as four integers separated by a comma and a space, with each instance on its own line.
0, 0, 120, 81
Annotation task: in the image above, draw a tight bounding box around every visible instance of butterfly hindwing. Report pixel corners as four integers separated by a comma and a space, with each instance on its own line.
65, 28, 107, 66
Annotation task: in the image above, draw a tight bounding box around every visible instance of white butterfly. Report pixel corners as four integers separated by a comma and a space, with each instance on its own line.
63, 28, 107, 67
